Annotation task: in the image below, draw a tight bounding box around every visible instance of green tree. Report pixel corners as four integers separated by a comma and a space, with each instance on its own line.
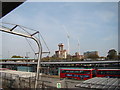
11, 55, 23, 58
88, 54, 99, 59
66, 54, 72, 60
72, 57, 80, 61
41, 56, 50, 61
107, 49, 117, 59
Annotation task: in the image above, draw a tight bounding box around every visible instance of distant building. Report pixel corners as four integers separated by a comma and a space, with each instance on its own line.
55, 43, 67, 59
72, 52, 84, 59
84, 51, 98, 58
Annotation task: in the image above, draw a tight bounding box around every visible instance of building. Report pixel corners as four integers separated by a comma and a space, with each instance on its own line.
55, 43, 67, 59
84, 51, 99, 58
72, 52, 84, 60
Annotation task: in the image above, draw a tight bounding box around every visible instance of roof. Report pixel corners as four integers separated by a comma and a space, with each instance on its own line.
97, 69, 120, 71
0, 58, 34, 60
0, 60, 120, 65
76, 77, 120, 90
60, 69, 95, 71
0, 58, 35, 60
55, 50, 67, 52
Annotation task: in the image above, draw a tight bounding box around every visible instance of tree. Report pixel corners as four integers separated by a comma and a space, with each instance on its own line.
11, 55, 23, 58
72, 57, 80, 61
66, 54, 72, 60
41, 56, 50, 61
87, 54, 99, 59
107, 49, 117, 60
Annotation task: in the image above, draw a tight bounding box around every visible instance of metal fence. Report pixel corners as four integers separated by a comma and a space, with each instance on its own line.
0, 72, 56, 89
0, 71, 82, 89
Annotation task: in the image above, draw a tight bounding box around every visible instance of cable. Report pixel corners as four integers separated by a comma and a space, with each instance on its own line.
19, 25, 31, 35
1, 22, 37, 32
38, 33, 50, 56
0, 24, 11, 30
25, 37, 36, 54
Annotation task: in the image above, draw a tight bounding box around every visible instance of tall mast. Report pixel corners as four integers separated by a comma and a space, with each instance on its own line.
78, 39, 80, 53
62, 25, 70, 55
67, 33, 70, 54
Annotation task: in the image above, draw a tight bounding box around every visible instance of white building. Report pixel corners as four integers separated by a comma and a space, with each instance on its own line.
55, 43, 67, 59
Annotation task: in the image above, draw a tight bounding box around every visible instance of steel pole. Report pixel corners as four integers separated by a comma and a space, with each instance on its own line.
0, 27, 42, 89
33, 38, 42, 89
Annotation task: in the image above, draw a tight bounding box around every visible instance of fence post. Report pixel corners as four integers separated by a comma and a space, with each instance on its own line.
17, 75, 19, 88
29, 77, 31, 88
4, 73, 6, 87
41, 81, 45, 89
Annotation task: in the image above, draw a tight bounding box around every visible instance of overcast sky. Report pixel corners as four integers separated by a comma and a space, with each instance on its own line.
0, 0, 118, 58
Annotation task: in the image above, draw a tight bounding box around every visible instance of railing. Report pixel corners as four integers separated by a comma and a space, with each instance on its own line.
0, 72, 54, 89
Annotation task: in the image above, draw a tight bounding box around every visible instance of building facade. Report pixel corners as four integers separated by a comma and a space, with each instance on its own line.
84, 51, 99, 58
55, 43, 67, 59
72, 52, 84, 59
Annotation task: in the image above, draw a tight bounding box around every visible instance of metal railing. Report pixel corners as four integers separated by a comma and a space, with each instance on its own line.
0, 72, 55, 89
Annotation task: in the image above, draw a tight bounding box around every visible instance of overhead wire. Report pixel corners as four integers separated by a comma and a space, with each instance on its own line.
1, 22, 37, 32
38, 32, 50, 56
25, 38, 36, 54
2, 22, 31, 33
19, 25, 31, 35
19, 23, 50, 57
0, 24, 11, 30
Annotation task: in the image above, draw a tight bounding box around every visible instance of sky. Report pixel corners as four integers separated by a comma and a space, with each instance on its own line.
0, 0, 118, 58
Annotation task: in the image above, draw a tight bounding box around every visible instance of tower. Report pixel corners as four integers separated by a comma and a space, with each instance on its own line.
58, 43, 64, 51
55, 43, 67, 59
